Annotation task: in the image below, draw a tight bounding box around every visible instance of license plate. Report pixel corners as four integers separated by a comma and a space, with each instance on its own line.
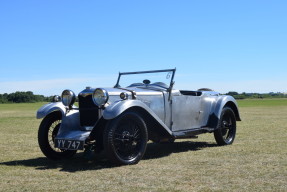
54, 139, 84, 150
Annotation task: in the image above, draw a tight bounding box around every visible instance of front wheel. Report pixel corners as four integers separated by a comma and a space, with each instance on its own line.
38, 112, 76, 160
214, 107, 236, 145
104, 111, 148, 165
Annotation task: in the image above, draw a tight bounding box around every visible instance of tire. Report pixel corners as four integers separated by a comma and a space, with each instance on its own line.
38, 112, 76, 160
104, 111, 148, 165
214, 107, 236, 145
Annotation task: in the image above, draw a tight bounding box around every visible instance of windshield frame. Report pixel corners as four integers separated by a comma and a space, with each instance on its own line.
114, 68, 176, 90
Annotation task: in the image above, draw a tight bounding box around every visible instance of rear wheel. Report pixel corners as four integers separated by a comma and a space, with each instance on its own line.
104, 111, 148, 165
214, 107, 236, 145
38, 112, 76, 160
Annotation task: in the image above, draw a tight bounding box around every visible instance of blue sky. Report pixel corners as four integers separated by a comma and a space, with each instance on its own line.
0, 0, 286, 96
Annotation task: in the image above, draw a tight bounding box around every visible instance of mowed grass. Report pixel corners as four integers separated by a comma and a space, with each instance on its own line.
0, 100, 286, 192
237, 98, 287, 107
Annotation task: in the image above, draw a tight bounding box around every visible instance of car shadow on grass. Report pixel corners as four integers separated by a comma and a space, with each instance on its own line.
0, 152, 112, 172
0, 141, 217, 172
143, 141, 217, 160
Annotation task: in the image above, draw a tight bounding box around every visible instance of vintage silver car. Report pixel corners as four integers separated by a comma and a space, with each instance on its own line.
37, 69, 241, 165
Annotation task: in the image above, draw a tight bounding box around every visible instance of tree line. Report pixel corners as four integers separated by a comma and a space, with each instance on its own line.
0, 91, 53, 103
226, 91, 287, 99
0, 91, 286, 104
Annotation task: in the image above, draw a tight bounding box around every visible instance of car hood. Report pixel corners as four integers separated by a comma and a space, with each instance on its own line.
105, 87, 164, 96
78, 87, 164, 103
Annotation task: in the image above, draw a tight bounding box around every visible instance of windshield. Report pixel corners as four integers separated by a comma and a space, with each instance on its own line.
114, 69, 176, 89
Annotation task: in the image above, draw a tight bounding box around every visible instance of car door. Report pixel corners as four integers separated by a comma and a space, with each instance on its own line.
171, 94, 202, 131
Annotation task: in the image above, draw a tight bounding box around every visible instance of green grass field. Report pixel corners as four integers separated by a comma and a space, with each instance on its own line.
237, 98, 287, 107
0, 99, 286, 191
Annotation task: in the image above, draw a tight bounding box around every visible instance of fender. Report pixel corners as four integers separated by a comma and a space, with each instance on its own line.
214, 95, 241, 120
103, 99, 172, 135
36, 102, 66, 119
207, 95, 241, 128
37, 103, 86, 139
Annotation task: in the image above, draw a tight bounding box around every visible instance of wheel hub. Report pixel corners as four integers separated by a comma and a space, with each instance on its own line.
122, 131, 130, 138
120, 131, 136, 144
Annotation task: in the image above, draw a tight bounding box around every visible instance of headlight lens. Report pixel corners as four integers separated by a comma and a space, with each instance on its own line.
120, 92, 128, 100
61, 90, 76, 107
92, 88, 109, 107
52, 95, 61, 102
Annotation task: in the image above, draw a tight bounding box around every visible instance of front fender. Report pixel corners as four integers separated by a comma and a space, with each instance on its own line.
36, 102, 66, 119
104, 100, 153, 120
103, 99, 172, 135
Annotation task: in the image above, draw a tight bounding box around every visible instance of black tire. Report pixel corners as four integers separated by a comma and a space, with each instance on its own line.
104, 111, 148, 165
38, 112, 76, 160
214, 107, 236, 145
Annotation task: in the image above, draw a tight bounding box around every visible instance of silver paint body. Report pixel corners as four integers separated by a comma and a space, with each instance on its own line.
36, 69, 240, 144
102, 87, 239, 132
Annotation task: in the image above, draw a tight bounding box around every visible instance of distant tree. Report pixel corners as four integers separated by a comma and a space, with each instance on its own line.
0, 91, 49, 103
0, 94, 8, 103
226, 91, 239, 96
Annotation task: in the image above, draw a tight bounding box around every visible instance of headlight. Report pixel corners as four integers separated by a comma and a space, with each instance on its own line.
92, 88, 109, 107
61, 90, 76, 107
120, 92, 128, 100
52, 95, 61, 102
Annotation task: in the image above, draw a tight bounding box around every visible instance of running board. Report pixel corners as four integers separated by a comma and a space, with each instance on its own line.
172, 127, 214, 139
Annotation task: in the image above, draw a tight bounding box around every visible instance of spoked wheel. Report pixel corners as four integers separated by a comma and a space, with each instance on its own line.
214, 107, 236, 145
38, 112, 76, 160
104, 111, 148, 165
